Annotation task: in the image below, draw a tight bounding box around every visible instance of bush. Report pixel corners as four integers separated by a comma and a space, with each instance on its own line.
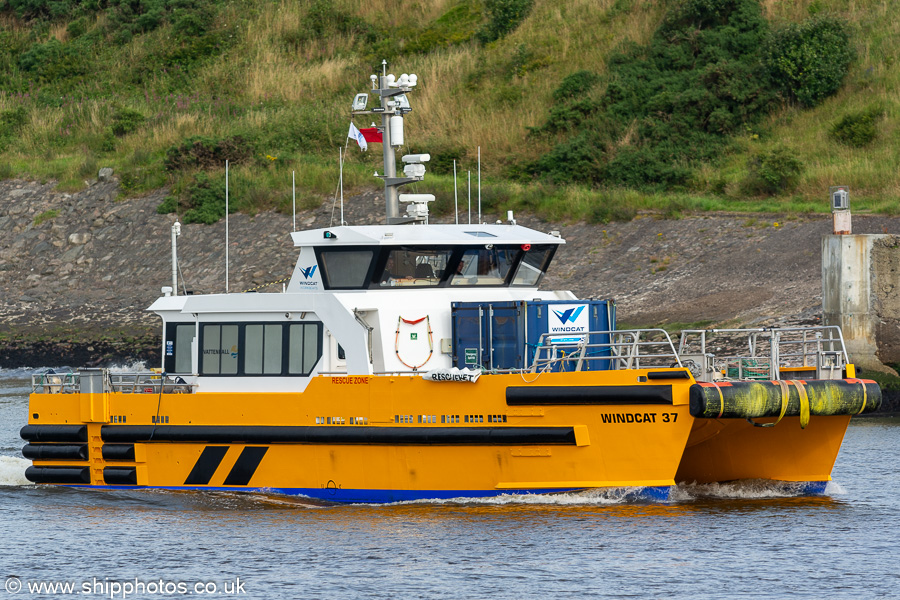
110, 107, 146, 137
0, 106, 27, 131
164, 135, 254, 172
744, 147, 805, 195
405, 0, 481, 54
296, 0, 375, 43
530, 98, 601, 135
182, 173, 230, 224
18, 39, 86, 81
529, 130, 605, 185
157, 173, 234, 224
830, 107, 883, 147
602, 147, 692, 189
67, 17, 88, 39
0, 107, 28, 150
529, 0, 775, 188
552, 70, 600, 103
766, 16, 854, 107
476, 0, 533, 44
428, 145, 467, 175
587, 200, 637, 224
156, 194, 179, 215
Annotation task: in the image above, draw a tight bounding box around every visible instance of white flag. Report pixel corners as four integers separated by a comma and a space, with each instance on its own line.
347, 122, 367, 151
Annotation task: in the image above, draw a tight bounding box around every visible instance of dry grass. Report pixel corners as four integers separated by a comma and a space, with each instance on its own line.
49, 23, 68, 43
335, 0, 458, 27
2, 0, 898, 215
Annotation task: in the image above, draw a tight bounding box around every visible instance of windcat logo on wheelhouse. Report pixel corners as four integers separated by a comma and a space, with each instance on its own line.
295, 263, 320, 287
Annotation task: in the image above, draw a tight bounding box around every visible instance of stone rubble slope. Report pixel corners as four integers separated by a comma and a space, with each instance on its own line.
3, 177, 900, 365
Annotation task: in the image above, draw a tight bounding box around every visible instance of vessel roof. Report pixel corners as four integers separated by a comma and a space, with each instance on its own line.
290, 223, 564, 247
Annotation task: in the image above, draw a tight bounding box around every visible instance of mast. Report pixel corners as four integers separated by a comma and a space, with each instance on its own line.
352, 63, 427, 224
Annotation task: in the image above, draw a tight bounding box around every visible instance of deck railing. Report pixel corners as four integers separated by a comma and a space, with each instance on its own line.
31, 371, 195, 394
677, 326, 849, 381
529, 329, 682, 373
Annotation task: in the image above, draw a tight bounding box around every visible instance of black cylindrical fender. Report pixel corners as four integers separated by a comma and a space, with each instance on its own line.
690, 379, 881, 419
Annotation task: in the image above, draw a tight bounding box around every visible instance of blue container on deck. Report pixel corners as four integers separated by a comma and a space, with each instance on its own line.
451, 300, 615, 371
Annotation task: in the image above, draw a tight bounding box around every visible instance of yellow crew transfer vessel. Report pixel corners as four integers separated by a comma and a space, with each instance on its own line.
21, 67, 880, 502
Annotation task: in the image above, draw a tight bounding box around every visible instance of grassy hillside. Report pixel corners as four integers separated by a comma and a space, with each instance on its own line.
0, 0, 897, 223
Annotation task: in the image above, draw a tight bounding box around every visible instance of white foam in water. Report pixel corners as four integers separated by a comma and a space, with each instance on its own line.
670, 479, 820, 501
383, 487, 655, 507
0, 367, 41, 380
825, 481, 847, 495
0, 456, 31, 486
107, 361, 149, 373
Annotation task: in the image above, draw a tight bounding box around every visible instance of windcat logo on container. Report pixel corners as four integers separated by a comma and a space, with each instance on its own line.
553, 306, 585, 324
548, 303, 589, 344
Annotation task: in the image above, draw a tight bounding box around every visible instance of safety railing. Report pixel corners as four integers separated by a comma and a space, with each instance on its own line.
31, 370, 195, 394
529, 329, 682, 373
31, 371, 79, 394
677, 326, 849, 382
108, 372, 194, 394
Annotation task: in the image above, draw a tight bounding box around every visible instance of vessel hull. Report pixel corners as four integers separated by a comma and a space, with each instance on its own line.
675, 415, 851, 483
22, 372, 853, 501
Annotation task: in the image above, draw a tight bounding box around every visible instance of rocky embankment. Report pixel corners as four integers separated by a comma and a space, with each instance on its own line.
1, 176, 899, 411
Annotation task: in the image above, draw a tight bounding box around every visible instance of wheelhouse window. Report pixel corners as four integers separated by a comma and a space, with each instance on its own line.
372, 247, 453, 288
511, 245, 556, 286
317, 249, 375, 289
449, 247, 518, 286
199, 322, 322, 376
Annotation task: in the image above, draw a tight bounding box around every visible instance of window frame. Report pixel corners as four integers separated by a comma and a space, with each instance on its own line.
369, 245, 458, 289
164, 322, 196, 374
510, 245, 557, 287
314, 246, 379, 290
198, 321, 323, 377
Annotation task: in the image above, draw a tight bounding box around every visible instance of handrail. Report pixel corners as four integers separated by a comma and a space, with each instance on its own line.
31, 370, 195, 394
678, 326, 848, 363
677, 326, 849, 381
529, 328, 682, 373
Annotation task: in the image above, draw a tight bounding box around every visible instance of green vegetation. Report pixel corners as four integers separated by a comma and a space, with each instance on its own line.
0, 0, 896, 224
743, 147, 805, 196
860, 367, 900, 394
527, 0, 854, 192
765, 15, 854, 108
830, 106, 884, 147
476, 0, 533, 44
33, 208, 58, 225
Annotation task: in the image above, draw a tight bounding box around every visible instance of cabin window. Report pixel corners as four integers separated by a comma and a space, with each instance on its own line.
450, 247, 518, 286
511, 245, 556, 286
245, 324, 283, 375
198, 322, 322, 376
201, 324, 239, 375
164, 323, 196, 374
374, 247, 453, 288
288, 323, 321, 375
318, 249, 375, 288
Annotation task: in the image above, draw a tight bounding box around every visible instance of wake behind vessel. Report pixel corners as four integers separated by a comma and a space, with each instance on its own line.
21, 67, 881, 502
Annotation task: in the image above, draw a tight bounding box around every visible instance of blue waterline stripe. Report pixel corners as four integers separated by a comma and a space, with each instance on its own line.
53, 485, 675, 503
